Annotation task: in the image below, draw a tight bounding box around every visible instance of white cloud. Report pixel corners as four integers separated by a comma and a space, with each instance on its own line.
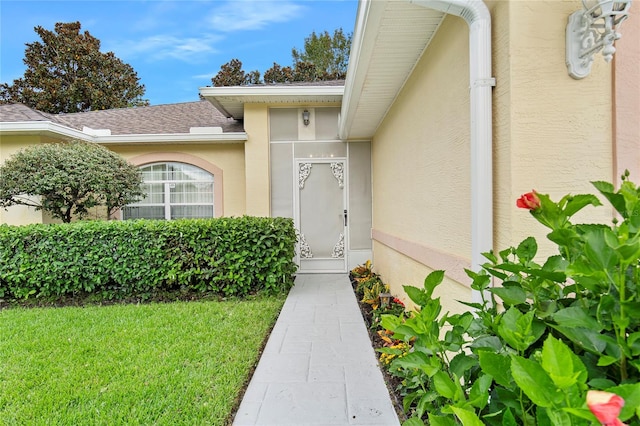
108, 34, 223, 63
207, 0, 304, 32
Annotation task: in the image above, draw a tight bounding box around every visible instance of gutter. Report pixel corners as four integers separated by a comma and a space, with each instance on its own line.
409, 0, 495, 302
0, 121, 247, 145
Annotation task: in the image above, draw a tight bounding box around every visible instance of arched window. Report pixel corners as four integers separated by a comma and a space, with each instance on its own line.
123, 162, 214, 220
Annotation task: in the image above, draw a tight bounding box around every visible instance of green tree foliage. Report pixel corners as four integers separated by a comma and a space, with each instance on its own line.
0, 141, 143, 223
290, 28, 351, 80
211, 59, 261, 87
262, 61, 319, 84
0, 22, 148, 113
212, 28, 352, 86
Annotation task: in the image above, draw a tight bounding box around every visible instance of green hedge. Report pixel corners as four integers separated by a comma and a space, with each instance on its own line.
0, 217, 297, 301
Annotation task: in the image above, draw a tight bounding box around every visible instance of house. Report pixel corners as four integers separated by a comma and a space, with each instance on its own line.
1, 0, 638, 312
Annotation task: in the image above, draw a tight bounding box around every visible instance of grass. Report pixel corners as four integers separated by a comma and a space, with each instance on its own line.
0, 296, 285, 425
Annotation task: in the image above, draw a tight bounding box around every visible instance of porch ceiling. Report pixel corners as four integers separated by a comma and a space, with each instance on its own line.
199, 85, 344, 120
339, 0, 446, 140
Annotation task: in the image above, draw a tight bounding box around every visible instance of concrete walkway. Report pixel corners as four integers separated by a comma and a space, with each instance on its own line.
233, 273, 400, 426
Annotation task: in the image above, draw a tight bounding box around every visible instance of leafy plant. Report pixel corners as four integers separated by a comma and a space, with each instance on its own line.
0, 216, 297, 302
0, 141, 143, 222
380, 173, 640, 425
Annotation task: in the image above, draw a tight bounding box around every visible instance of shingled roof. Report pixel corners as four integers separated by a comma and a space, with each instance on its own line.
0, 101, 244, 134
0, 103, 57, 122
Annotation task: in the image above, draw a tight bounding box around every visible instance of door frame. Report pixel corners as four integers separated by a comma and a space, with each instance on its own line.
293, 157, 348, 273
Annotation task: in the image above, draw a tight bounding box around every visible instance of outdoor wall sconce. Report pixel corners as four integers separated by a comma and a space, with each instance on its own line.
302, 109, 310, 126
566, 0, 633, 79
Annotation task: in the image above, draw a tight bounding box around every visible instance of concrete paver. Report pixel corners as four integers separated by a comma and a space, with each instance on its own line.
233, 273, 400, 426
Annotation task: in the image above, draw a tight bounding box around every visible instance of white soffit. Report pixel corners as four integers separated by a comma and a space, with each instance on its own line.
199, 85, 344, 119
340, 0, 446, 140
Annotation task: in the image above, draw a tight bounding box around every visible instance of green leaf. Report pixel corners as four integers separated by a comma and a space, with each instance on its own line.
607, 383, 640, 422
592, 180, 627, 217
544, 408, 573, 426
541, 336, 587, 389
516, 237, 537, 262
489, 286, 527, 306
424, 270, 445, 298
449, 407, 484, 426
449, 354, 477, 380
468, 373, 492, 410
511, 356, 562, 407
426, 414, 457, 426
392, 352, 440, 377
403, 285, 430, 308
597, 355, 618, 366
549, 325, 607, 354
583, 227, 618, 271
478, 351, 512, 388
498, 308, 545, 352
552, 307, 602, 331
433, 371, 459, 400
402, 417, 427, 426
562, 194, 602, 218
614, 236, 640, 264
502, 408, 517, 426
470, 336, 503, 352
628, 331, 640, 356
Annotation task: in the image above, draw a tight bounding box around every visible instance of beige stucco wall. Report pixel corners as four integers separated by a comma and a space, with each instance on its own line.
243, 104, 271, 216
370, 14, 472, 311
370, 0, 622, 312
498, 0, 614, 256
613, 3, 640, 182
110, 143, 247, 217
0, 135, 248, 224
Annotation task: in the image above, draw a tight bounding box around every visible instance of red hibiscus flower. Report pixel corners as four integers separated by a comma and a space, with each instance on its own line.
587, 390, 627, 426
516, 190, 541, 210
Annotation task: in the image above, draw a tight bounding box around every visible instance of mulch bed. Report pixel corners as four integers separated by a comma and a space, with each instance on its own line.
349, 274, 408, 423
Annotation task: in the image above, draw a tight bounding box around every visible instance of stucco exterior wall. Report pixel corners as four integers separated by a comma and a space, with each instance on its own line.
0, 135, 248, 224
370, 0, 624, 310
110, 143, 247, 217
244, 104, 271, 216
498, 0, 614, 256
370, 14, 472, 307
613, 3, 640, 182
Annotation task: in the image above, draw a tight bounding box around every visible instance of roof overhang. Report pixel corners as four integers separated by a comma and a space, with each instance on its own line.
0, 121, 247, 144
339, 0, 447, 140
199, 85, 344, 119
0, 121, 92, 141
96, 132, 247, 145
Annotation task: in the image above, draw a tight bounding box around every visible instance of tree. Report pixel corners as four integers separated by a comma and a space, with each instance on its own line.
212, 28, 352, 86
0, 141, 144, 223
263, 61, 319, 84
291, 28, 351, 80
211, 59, 261, 87
0, 22, 148, 113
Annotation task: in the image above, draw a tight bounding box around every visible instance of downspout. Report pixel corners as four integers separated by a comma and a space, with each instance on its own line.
409, 0, 495, 302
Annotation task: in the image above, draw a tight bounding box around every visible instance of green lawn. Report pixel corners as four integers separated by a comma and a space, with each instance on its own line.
0, 296, 285, 425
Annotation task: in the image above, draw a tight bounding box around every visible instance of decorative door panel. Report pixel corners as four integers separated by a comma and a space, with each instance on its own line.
296, 160, 347, 272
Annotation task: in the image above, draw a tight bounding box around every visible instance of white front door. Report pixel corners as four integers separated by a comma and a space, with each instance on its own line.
295, 159, 347, 272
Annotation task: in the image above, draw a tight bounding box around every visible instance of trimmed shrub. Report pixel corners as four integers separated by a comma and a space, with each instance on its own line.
0, 217, 297, 301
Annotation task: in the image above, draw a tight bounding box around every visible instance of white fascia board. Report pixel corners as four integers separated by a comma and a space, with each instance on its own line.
0, 121, 92, 141
95, 132, 247, 144
0, 121, 247, 145
199, 85, 344, 98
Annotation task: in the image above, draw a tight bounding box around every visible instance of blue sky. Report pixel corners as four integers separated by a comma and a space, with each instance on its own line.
0, 0, 358, 105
